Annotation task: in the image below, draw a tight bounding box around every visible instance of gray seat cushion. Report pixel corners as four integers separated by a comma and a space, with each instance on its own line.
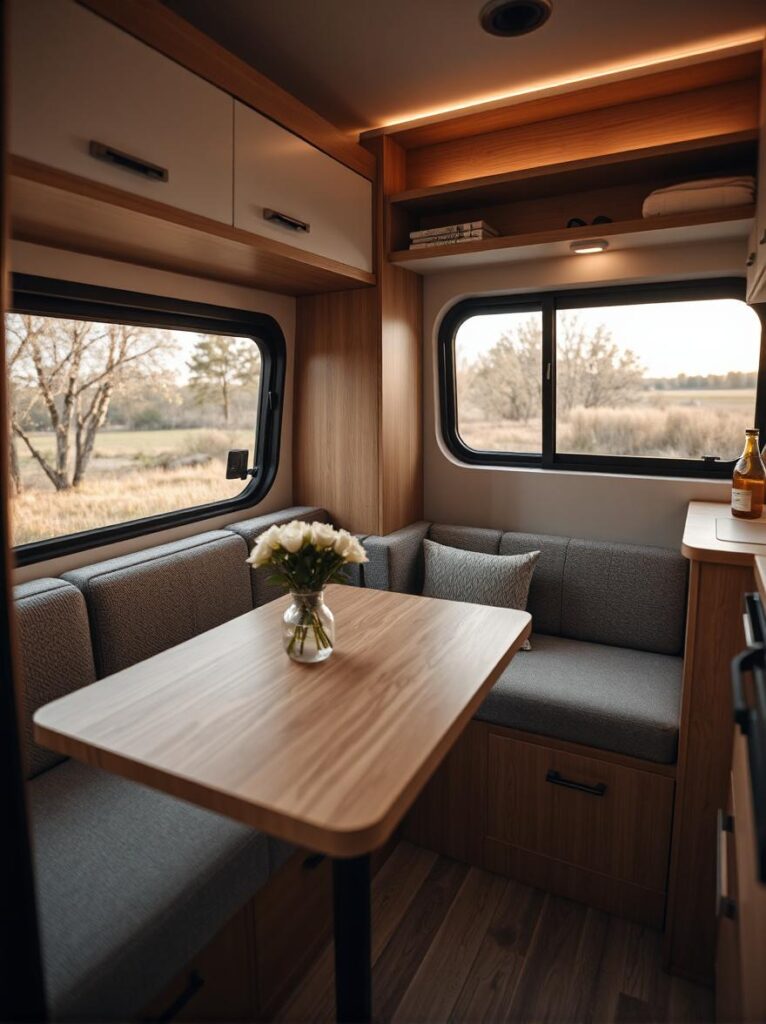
30, 760, 270, 1022
226, 506, 331, 605
362, 521, 431, 593
13, 579, 96, 779
63, 531, 252, 677
476, 633, 683, 763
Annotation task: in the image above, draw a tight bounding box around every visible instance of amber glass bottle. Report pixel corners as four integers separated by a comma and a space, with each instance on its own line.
732, 428, 766, 519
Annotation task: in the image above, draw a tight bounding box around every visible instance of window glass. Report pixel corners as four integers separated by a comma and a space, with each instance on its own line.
555, 299, 761, 461
454, 309, 543, 454
7, 312, 261, 546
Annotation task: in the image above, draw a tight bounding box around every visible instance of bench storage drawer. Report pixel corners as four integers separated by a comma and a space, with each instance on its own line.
486, 732, 675, 893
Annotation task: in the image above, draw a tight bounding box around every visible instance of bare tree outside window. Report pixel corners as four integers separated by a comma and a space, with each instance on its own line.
6, 313, 262, 546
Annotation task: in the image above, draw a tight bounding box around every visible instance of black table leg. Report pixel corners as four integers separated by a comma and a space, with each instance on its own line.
333, 854, 372, 1023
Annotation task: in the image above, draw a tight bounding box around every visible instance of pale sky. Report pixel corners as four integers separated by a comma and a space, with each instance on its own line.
455, 300, 762, 379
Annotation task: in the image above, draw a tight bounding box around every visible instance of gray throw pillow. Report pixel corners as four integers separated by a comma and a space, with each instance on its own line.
422, 539, 540, 648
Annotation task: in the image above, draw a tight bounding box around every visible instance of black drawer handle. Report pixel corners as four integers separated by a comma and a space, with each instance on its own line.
545, 769, 607, 797
89, 141, 169, 182
264, 207, 310, 233
746, 251, 756, 267
302, 852, 325, 871
144, 969, 204, 1022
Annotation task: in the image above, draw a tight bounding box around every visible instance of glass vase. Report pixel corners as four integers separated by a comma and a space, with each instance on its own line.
283, 590, 335, 663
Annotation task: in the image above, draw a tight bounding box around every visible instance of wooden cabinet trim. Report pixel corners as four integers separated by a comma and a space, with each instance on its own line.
10, 157, 375, 296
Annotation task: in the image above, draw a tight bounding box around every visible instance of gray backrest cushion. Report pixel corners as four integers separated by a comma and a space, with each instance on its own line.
500, 532, 570, 636
362, 521, 431, 593
63, 531, 252, 677
226, 506, 329, 605
423, 539, 539, 611
428, 524, 501, 554
560, 538, 688, 655
13, 579, 96, 778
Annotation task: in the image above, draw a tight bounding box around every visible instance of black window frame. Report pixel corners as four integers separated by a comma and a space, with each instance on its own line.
439, 277, 766, 480
9, 275, 286, 566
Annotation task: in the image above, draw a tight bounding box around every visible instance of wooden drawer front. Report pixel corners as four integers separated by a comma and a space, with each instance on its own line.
252, 849, 332, 1016
234, 101, 373, 272
487, 733, 674, 892
10, 0, 233, 223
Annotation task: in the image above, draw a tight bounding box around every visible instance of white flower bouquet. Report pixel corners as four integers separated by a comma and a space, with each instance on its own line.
247, 520, 368, 661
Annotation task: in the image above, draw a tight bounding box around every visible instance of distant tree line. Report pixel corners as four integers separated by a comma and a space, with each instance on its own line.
646, 371, 757, 390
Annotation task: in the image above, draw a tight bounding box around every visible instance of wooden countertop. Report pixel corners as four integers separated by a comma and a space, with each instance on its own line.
682, 501, 766, 566
34, 585, 531, 857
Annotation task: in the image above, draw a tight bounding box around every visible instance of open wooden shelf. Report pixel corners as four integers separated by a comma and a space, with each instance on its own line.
389, 131, 758, 213
9, 157, 376, 297
390, 205, 755, 272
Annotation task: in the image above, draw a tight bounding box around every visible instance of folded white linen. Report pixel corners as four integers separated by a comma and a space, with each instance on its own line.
642, 178, 755, 218
648, 175, 755, 195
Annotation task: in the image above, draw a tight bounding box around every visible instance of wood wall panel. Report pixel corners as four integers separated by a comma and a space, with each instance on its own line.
380, 264, 423, 535
664, 559, 755, 984
294, 137, 423, 535
406, 79, 760, 188
293, 288, 380, 533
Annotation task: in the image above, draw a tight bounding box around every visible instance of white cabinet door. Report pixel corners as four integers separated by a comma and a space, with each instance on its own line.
10, 0, 233, 224
234, 102, 373, 273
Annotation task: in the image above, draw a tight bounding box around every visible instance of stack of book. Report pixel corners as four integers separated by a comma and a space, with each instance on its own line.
408, 221, 499, 249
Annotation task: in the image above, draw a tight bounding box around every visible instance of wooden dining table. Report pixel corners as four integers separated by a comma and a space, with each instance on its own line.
34, 583, 531, 1022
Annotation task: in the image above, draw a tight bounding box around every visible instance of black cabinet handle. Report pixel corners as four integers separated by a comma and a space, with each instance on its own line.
264, 208, 310, 233
144, 969, 204, 1022
302, 852, 325, 871
545, 769, 606, 797
746, 251, 756, 267
89, 141, 169, 182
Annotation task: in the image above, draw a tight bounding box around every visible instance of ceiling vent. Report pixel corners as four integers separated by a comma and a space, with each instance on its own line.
479, 0, 553, 36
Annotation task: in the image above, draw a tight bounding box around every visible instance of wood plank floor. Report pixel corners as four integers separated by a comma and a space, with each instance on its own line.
277, 842, 714, 1023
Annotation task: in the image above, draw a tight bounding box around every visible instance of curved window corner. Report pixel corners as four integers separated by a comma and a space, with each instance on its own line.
8, 275, 286, 565
438, 280, 765, 479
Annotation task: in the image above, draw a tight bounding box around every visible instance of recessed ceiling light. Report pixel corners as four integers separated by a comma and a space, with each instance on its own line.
570, 239, 610, 255
479, 0, 553, 37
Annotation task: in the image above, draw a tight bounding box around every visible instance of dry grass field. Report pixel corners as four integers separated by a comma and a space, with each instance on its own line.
11, 428, 253, 546
458, 389, 755, 461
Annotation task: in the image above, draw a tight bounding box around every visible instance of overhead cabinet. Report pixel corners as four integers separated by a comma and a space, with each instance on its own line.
234, 102, 373, 273
10, 0, 234, 224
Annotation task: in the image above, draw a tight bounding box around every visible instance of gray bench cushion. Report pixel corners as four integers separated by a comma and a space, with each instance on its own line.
14, 579, 96, 779
226, 506, 331, 605
363, 521, 431, 593
476, 634, 683, 763
560, 538, 688, 655
31, 760, 269, 1022
63, 531, 252, 677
